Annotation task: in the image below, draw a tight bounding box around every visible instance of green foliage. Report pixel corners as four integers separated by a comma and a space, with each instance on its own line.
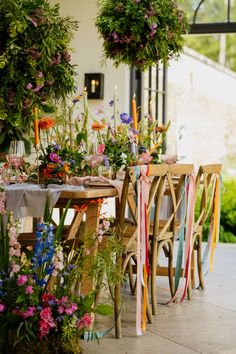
96, 0, 189, 70
0, 0, 78, 149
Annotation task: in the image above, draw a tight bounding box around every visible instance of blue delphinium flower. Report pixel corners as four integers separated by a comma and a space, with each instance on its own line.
32, 223, 55, 286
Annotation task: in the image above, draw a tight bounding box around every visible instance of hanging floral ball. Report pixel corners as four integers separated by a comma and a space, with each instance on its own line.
95, 0, 189, 71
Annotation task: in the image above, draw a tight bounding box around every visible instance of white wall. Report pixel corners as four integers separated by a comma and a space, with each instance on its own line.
51, 0, 130, 118
167, 47, 236, 168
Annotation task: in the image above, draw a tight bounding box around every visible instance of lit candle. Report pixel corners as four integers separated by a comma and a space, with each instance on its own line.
114, 85, 117, 130
34, 107, 39, 147
132, 94, 138, 131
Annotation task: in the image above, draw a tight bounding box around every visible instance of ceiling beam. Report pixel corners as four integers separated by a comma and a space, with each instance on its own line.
190, 22, 236, 34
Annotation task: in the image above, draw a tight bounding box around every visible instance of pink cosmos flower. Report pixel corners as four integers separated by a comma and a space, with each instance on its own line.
25, 285, 34, 294
0, 303, 6, 312
17, 275, 28, 286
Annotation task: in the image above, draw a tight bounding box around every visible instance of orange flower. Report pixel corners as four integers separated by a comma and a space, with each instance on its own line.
91, 121, 106, 131
38, 117, 55, 130
63, 163, 70, 174
156, 125, 167, 133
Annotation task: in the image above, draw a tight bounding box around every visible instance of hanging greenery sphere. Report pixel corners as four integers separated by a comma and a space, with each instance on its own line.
96, 0, 189, 71
0, 0, 78, 150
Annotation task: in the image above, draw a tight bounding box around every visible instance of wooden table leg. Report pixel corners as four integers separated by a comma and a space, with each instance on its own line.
80, 201, 102, 295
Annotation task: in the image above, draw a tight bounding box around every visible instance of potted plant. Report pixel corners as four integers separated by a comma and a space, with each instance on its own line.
95, 0, 189, 70
0, 0, 78, 151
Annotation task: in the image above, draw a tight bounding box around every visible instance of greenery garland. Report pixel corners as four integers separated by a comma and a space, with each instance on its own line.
95, 0, 189, 71
0, 0, 78, 150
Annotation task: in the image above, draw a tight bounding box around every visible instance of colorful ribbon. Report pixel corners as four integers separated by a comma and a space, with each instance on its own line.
202, 174, 221, 274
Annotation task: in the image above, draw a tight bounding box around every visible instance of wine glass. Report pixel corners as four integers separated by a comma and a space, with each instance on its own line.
7, 141, 25, 182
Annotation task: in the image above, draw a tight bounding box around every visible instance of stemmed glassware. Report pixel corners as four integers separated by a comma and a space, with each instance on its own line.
7, 141, 25, 183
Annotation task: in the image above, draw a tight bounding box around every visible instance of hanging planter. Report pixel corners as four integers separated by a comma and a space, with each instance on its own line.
0, 0, 78, 150
95, 0, 189, 71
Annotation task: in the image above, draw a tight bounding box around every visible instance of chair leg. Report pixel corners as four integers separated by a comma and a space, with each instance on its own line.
168, 240, 174, 297
128, 259, 136, 295
114, 282, 122, 339
187, 271, 192, 300
151, 239, 158, 315
145, 284, 153, 324
197, 235, 205, 290
191, 247, 196, 289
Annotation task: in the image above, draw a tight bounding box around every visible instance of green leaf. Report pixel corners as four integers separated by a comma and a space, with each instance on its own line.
76, 132, 87, 145
16, 294, 26, 303
94, 303, 113, 316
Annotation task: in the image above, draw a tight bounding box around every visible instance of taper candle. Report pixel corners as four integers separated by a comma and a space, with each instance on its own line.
34, 107, 39, 146
132, 94, 138, 131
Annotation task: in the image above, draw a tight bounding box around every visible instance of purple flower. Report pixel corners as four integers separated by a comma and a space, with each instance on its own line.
64, 51, 71, 62
120, 113, 132, 124
130, 127, 139, 135
150, 22, 158, 38
26, 83, 33, 89
52, 144, 61, 152
111, 32, 120, 43
109, 100, 114, 107
49, 153, 61, 163
103, 155, 110, 168
30, 18, 38, 27
52, 53, 62, 65
36, 71, 44, 78
34, 85, 43, 92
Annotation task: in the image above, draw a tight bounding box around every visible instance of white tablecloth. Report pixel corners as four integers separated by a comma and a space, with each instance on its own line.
6, 184, 85, 218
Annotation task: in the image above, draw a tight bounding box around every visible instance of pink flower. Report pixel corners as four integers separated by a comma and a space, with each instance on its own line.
25, 285, 34, 294
78, 314, 93, 329
39, 307, 55, 340
0, 303, 6, 312
138, 152, 153, 165
17, 275, 28, 286
0, 190, 6, 215
10, 262, 20, 274
97, 144, 105, 155
22, 306, 36, 319
65, 303, 77, 315
57, 306, 64, 314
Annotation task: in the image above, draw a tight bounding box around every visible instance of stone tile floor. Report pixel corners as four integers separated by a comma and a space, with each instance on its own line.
82, 244, 236, 354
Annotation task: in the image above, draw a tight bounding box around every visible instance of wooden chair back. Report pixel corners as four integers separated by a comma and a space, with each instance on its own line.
117, 164, 168, 236
156, 164, 195, 241
194, 164, 222, 230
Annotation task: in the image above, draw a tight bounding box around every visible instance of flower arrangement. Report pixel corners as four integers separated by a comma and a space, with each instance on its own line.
0, 186, 117, 353
90, 102, 170, 172
0, 0, 78, 150
95, 0, 189, 70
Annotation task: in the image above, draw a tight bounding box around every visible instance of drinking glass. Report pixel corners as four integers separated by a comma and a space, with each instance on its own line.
7, 141, 25, 182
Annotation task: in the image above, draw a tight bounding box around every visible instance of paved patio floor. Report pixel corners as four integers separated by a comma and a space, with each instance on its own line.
82, 244, 236, 354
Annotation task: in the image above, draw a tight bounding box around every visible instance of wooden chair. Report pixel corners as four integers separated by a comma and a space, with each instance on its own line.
112, 164, 168, 338
190, 164, 222, 290
149, 164, 194, 315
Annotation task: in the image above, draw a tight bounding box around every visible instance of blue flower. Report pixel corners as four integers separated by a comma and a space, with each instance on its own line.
109, 100, 114, 107
120, 113, 132, 124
